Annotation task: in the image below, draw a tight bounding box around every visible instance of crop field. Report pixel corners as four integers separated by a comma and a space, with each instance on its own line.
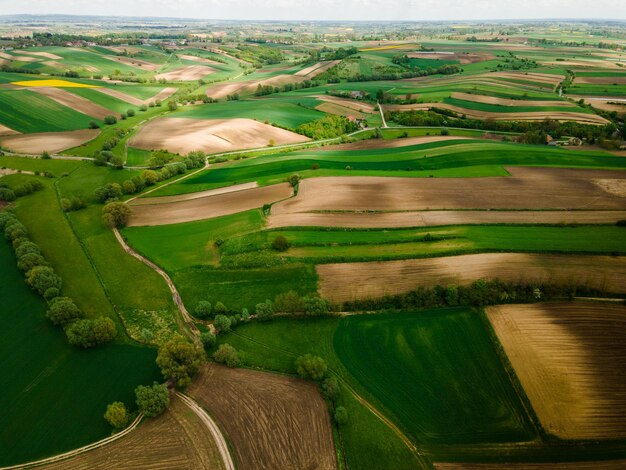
40, 396, 225, 470
487, 302, 626, 440
317, 253, 626, 303
0, 239, 160, 466
189, 364, 337, 470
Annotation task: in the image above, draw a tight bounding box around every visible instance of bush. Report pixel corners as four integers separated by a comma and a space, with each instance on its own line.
213, 314, 231, 333
0, 212, 17, 230
102, 202, 131, 228
287, 174, 301, 187
334, 406, 348, 425
46, 297, 83, 326
272, 235, 289, 252
212, 344, 241, 367
110, 155, 124, 169
194, 301, 213, 318
126, 109, 135, 117
27, 265, 61, 296
214, 301, 227, 315
122, 180, 136, 195
295, 354, 327, 380
61, 196, 87, 212
274, 291, 305, 313
0, 188, 16, 202
88, 120, 100, 129
321, 376, 340, 402
41, 150, 51, 159
44, 287, 60, 301
141, 170, 159, 186
65, 317, 116, 348
167, 101, 178, 111
200, 331, 216, 349
4, 220, 27, 241
303, 296, 331, 316
15, 240, 40, 257
104, 401, 129, 429
255, 300, 274, 321
104, 115, 118, 125
135, 383, 169, 418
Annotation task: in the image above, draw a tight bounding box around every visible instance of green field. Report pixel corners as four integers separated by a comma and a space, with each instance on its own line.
147, 139, 626, 196
0, 238, 160, 466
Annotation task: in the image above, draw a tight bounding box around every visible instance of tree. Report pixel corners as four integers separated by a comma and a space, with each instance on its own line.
296, 354, 327, 380
110, 155, 124, 169
104, 401, 129, 429
122, 180, 136, 195
303, 296, 331, 316
126, 109, 135, 117
104, 115, 117, 125
213, 314, 231, 333
135, 383, 169, 417
94, 183, 123, 203
195, 301, 212, 318
26, 266, 61, 296
0, 188, 16, 202
47, 297, 82, 326
167, 100, 178, 111
41, 150, 51, 159
66, 317, 116, 348
214, 301, 227, 315
156, 336, 204, 388
102, 202, 131, 228
334, 406, 348, 425
321, 376, 340, 402
141, 170, 159, 186
272, 235, 289, 252
88, 120, 100, 129
200, 331, 216, 349
212, 343, 241, 367
17, 252, 47, 272
287, 174, 301, 187
274, 291, 304, 313
255, 300, 274, 321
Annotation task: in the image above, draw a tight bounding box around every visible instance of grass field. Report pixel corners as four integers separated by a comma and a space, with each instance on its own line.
0, 238, 160, 466
148, 140, 626, 196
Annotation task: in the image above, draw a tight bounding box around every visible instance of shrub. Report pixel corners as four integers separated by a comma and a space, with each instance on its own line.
141, 170, 159, 186
321, 376, 340, 402
167, 101, 177, 111
213, 314, 231, 333
43, 287, 60, 301
303, 296, 331, 316
104, 401, 129, 429
0, 212, 17, 230
287, 174, 301, 187
110, 155, 124, 169
102, 202, 131, 228
27, 266, 61, 296
88, 120, 100, 129
334, 406, 348, 425
0, 188, 16, 201
47, 297, 83, 326
139, 104, 148, 112
274, 291, 305, 313
15, 240, 40, 258
272, 235, 289, 252
295, 354, 327, 380
104, 115, 118, 125
212, 344, 241, 367
4, 221, 27, 241
194, 301, 213, 318
126, 109, 135, 117
311, 163, 320, 170
17, 252, 47, 272
135, 383, 169, 418
94, 183, 123, 203
41, 150, 51, 159
255, 300, 274, 321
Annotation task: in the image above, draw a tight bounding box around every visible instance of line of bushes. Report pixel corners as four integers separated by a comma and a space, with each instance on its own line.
0, 210, 117, 348
0, 179, 44, 202
341, 278, 608, 312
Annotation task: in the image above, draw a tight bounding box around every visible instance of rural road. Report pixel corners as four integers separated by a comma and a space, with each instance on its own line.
112, 228, 201, 341
176, 392, 236, 470
0, 414, 144, 470
377, 101, 388, 128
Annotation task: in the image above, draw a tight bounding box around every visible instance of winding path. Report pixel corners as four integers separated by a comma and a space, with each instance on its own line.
176, 392, 236, 470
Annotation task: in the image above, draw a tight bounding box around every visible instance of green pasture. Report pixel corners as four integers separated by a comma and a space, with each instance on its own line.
0, 239, 160, 466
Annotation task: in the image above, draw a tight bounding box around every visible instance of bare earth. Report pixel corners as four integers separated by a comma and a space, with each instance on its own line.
0, 129, 100, 154
315, 94, 375, 113
29, 86, 115, 119
95, 86, 177, 106
320, 135, 466, 151
294, 60, 340, 78
486, 302, 626, 440
188, 364, 337, 470
100, 54, 160, 71
0, 123, 19, 136
435, 461, 626, 470
317, 253, 626, 302
574, 76, 626, 85
127, 183, 292, 226
132, 182, 259, 205
272, 168, 626, 215
451, 92, 575, 107
40, 395, 225, 470
15, 50, 63, 60
316, 102, 367, 119
129, 117, 309, 154
267, 209, 626, 229
155, 65, 215, 81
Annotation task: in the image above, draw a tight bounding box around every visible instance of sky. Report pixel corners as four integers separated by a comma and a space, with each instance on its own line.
2, 0, 626, 22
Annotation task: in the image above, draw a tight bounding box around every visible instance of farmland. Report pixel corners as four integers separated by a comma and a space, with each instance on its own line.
2, 16, 626, 470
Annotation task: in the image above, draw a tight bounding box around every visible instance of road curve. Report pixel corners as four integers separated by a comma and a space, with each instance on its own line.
176, 392, 236, 470
0, 414, 143, 470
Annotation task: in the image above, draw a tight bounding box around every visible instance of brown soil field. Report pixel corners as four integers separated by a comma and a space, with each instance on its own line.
317, 254, 626, 303
132, 182, 258, 205
29, 86, 114, 119
0, 123, 19, 135
188, 364, 337, 470
96, 86, 176, 106
316, 102, 367, 119
435, 461, 626, 470
295, 60, 340, 77
104, 46, 142, 54
177, 54, 221, 64
574, 76, 626, 85
407, 51, 495, 64
383, 102, 607, 124
0, 129, 99, 154
319, 135, 466, 151
127, 182, 292, 226
129, 117, 308, 155
205, 74, 306, 99
40, 395, 225, 470
16, 50, 63, 60
2, 53, 40, 62
272, 168, 626, 215
484, 71, 565, 87
316, 95, 375, 113
267, 209, 626, 229
543, 60, 621, 69
570, 95, 626, 114
101, 54, 160, 71
486, 302, 626, 440
155, 65, 215, 81
594, 178, 626, 197
451, 92, 574, 107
